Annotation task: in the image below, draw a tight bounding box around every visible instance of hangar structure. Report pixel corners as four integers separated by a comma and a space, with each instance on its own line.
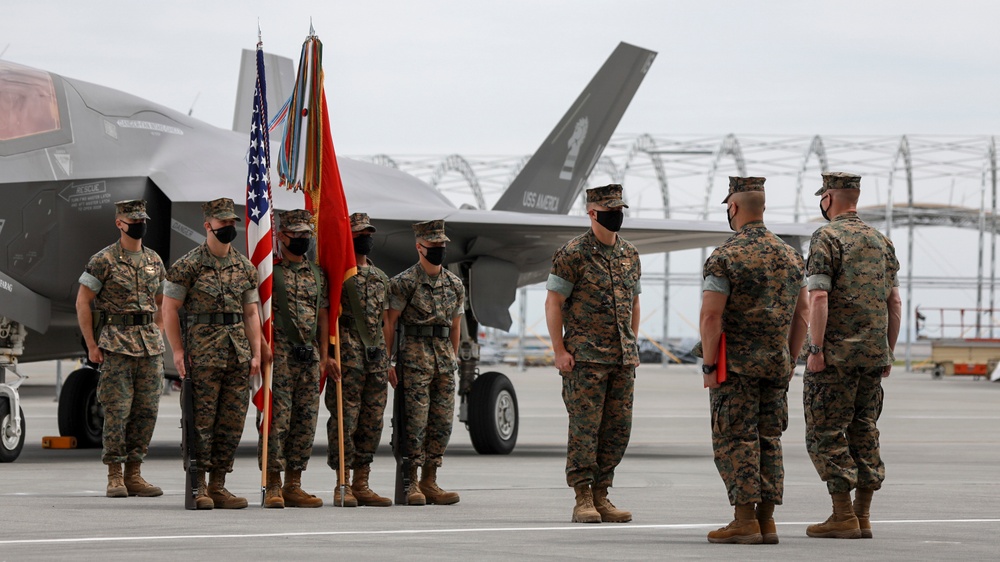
361, 134, 1000, 368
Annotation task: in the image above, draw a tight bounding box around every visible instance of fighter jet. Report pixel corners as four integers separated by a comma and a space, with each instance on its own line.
0, 42, 814, 462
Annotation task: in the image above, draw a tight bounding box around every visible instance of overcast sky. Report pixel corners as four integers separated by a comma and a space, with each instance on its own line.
4, 0, 998, 342
5, 0, 1000, 155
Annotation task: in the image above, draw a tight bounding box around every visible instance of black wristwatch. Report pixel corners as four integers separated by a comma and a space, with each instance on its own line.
807, 344, 823, 355
702, 363, 717, 375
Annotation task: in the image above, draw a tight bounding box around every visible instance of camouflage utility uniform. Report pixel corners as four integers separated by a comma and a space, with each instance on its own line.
80, 241, 167, 465
165, 244, 258, 473
703, 219, 804, 506
805, 211, 898, 494
263, 257, 328, 472
329, 258, 389, 470
389, 263, 465, 469
547, 228, 641, 489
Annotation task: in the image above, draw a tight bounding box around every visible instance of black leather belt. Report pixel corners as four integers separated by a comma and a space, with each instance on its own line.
191, 312, 243, 325
339, 316, 355, 328
104, 313, 153, 326
403, 324, 451, 338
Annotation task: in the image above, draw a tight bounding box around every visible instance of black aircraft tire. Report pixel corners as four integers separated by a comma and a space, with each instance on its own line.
58, 368, 104, 448
0, 398, 26, 462
467, 372, 518, 455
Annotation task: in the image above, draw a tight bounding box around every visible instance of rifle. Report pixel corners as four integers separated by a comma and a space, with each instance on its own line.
390, 321, 410, 505
179, 313, 198, 510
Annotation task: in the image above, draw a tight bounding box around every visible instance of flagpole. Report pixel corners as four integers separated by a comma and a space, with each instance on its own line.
335, 334, 346, 506
261, 345, 271, 506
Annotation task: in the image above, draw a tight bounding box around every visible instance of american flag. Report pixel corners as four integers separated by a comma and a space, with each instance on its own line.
246, 44, 274, 422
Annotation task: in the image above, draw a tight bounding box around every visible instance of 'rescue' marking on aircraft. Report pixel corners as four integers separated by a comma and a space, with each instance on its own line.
171, 219, 207, 245
1, 519, 999, 545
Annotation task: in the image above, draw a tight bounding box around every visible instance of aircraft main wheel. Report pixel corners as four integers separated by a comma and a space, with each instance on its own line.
58, 367, 103, 448
0, 398, 26, 462
467, 372, 518, 455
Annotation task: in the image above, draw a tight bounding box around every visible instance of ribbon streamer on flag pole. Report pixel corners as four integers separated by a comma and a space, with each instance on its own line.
279, 25, 357, 507
246, 31, 275, 507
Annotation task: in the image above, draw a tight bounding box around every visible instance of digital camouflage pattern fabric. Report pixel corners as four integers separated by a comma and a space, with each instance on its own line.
411, 219, 450, 243
164, 244, 258, 367
79, 240, 167, 466
585, 184, 629, 208
710, 371, 789, 505
702, 221, 805, 379
547, 229, 641, 366
114, 199, 150, 220
79, 242, 167, 356
388, 263, 465, 467
702, 219, 803, 505
807, 212, 899, 368
721, 176, 765, 203
260, 258, 328, 472
165, 243, 258, 473
202, 197, 241, 221
814, 171, 861, 196
328, 259, 390, 469
561, 363, 634, 487
98, 354, 164, 464
804, 365, 885, 493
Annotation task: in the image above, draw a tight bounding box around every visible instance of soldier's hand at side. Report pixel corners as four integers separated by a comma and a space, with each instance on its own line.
87, 346, 104, 365
173, 350, 186, 379
326, 357, 341, 382
807, 352, 826, 374
882, 364, 892, 378
703, 373, 721, 389
249, 355, 261, 377
261, 344, 272, 366
555, 350, 575, 373
388, 366, 397, 389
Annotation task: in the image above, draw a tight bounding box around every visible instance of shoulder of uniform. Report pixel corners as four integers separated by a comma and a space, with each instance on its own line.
371, 265, 390, 280
443, 268, 463, 284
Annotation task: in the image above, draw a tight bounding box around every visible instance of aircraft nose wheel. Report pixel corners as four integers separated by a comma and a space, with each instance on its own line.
0, 398, 26, 462
467, 372, 518, 454
57, 367, 104, 448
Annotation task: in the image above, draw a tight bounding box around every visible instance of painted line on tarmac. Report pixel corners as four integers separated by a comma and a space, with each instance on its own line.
1, 519, 999, 546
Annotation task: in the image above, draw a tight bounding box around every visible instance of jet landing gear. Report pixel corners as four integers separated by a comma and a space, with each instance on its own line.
458, 338, 519, 455
57, 364, 103, 449
0, 318, 27, 462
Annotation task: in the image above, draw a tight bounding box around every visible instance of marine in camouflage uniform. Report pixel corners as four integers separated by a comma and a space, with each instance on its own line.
385, 219, 465, 506
545, 184, 640, 524
698, 177, 809, 544
76, 199, 166, 498
804, 172, 902, 539
260, 209, 329, 509
163, 198, 262, 510
327, 212, 392, 507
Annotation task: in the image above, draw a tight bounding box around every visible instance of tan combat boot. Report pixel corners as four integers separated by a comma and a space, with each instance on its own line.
756, 501, 779, 544
194, 472, 214, 510
283, 468, 324, 508
264, 471, 284, 508
106, 463, 127, 498
592, 486, 632, 523
332, 468, 358, 507
707, 504, 763, 544
123, 461, 163, 497
406, 465, 426, 506
208, 469, 248, 509
807, 492, 861, 539
352, 465, 392, 507
854, 489, 874, 539
420, 465, 460, 505
572, 484, 601, 523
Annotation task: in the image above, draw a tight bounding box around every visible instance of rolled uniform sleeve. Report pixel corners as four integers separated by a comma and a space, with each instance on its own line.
388, 277, 412, 311
546, 274, 574, 298
242, 288, 260, 305
702, 251, 731, 295
80, 253, 109, 293
547, 247, 579, 298
452, 280, 466, 319
79, 271, 103, 293
807, 229, 835, 291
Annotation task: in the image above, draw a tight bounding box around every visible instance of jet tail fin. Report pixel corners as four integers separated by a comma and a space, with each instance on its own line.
492, 42, 656, 214
232, 49, 296, 134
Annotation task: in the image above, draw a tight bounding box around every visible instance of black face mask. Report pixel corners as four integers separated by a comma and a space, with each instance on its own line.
726, 204, 737, 232
285, 237, 311, 257
354, 235, 375, 256
122, 221, 147, 240
819, 195, 832, 222
421, 244, 446, 266
211, 225, 238, 244
594, 210, 624, 232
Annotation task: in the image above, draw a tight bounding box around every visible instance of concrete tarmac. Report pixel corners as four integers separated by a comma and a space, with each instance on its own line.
2, 363, 999, 560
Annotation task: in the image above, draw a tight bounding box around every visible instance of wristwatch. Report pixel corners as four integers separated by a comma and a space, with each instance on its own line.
702, 363, 717, 375
807, 344, 823, 355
